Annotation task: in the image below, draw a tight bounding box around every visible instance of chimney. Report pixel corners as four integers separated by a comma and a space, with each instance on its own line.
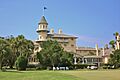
95, 44, 99, 56
50, 29, 54, 34
58, 29, 62, 34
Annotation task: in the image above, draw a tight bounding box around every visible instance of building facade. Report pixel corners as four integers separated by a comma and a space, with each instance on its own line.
35, 16, 78, 53
28, 15, 112, 66
28, 16, 78, 64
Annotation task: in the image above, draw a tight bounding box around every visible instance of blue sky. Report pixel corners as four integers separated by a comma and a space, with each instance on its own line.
0, 0, 120, 48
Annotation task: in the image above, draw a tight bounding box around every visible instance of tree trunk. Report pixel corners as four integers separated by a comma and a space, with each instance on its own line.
0, 57, 2, 70
0, 62, 2, 70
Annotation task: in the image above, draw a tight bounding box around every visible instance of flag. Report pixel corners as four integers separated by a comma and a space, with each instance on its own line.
44, 7, 47, 10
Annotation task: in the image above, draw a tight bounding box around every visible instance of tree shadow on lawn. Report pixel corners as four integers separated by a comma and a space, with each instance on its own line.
1, 69, 23, 73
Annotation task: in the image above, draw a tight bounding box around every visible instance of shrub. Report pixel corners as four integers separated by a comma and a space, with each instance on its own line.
27, 64, 47, 70
102, 66, 108, 69
102, 63, 116, 69
73, 64, 96, 69
15, 56, 28, 71
73, 64, 87, 69
27, 64, 36, 68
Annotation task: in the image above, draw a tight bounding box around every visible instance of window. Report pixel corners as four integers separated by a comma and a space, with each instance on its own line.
71, 44, 74, 47
93, 58, 98, 62
39, 35, 41, 39
71, 38, 74, 40
43, 25, 47, 29
64, 38, 68, 40
64, 38, 68, 42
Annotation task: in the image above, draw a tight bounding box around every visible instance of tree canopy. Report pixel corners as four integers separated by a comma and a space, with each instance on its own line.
109, 50, 120, 68
109, 40, 116, 49
0, 38, 10, 69
0, 35, 34, 70
37, 40, 73, 69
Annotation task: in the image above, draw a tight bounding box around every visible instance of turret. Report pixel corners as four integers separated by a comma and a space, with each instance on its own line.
36, 16, 49, 42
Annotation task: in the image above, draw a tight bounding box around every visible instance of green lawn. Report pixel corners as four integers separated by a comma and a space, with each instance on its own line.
0, 70, 120, 80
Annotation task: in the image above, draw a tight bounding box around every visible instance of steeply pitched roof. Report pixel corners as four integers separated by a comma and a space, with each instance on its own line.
39, 16, 48, 24
48, 33, 78, 38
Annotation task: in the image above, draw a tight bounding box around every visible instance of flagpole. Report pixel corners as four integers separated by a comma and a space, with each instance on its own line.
43, 7, 47, 16
42, 0, 47, 16
43, 0, 45, 16
43, 7, 44, 16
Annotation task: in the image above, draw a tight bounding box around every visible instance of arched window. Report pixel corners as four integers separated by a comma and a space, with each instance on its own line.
39, 35, 41, 40
43, 25, 45, 29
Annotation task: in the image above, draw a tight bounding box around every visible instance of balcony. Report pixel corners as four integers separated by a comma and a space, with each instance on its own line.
36, 28, 49, 32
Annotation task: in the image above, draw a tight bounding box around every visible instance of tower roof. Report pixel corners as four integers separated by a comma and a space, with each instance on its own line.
39, 16, 48, 24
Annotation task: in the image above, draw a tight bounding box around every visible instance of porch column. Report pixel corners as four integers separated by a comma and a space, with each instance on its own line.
74, 57, 77, 64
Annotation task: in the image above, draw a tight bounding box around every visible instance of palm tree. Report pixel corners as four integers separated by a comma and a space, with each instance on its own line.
113, 32, 119, 40
109, 40, 116, 49
6, 35, 34, 69
0, 38, 10, 70
113, 32, 120, 50
17, 35, 34, 58
109, 50, 120, 68
113, 32, 119, 36
6, 36, 18, 68
0, 35, 34, 69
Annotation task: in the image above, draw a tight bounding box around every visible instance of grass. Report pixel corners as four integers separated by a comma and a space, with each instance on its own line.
0, 70, 120, 80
